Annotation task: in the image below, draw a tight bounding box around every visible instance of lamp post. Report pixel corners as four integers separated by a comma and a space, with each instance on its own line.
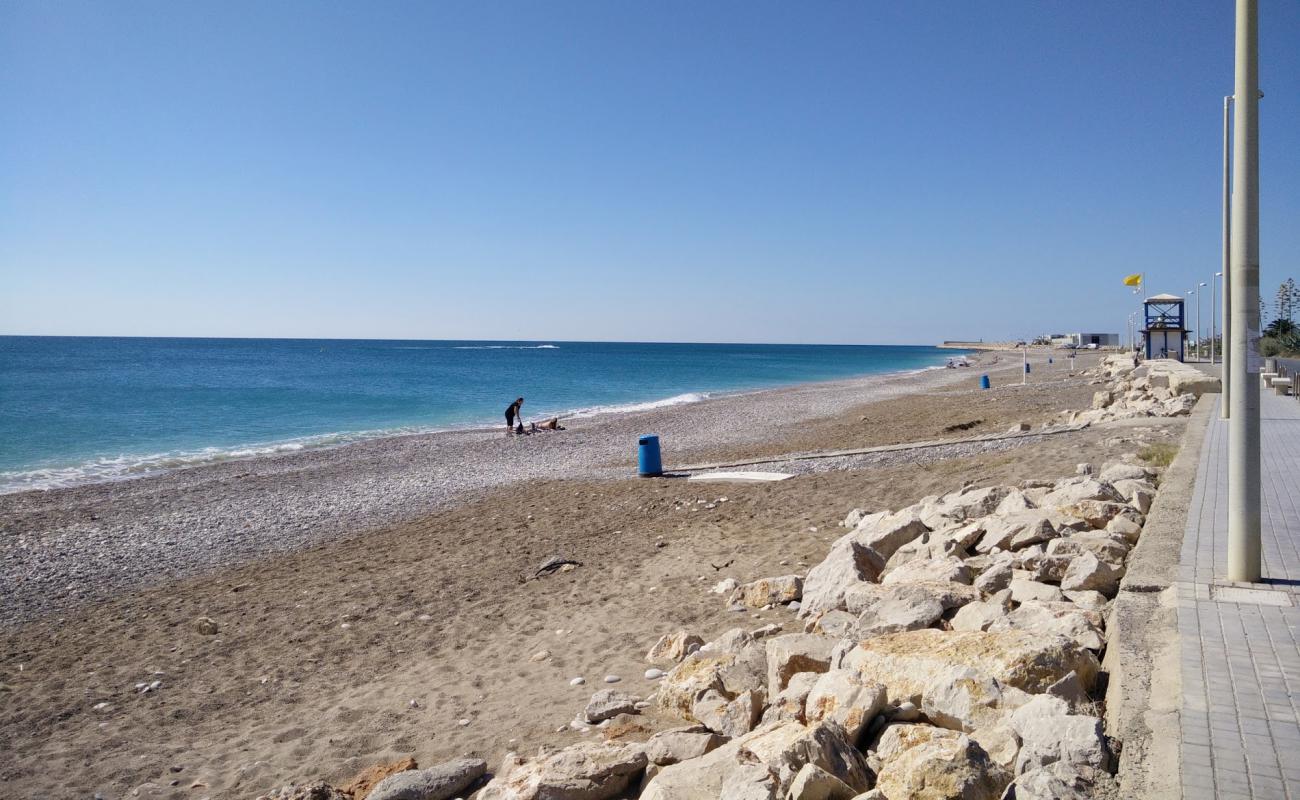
1222, 95, 1234, 417
1227, 0, 1260, 583
1198, 282, 1207, 360
1188, 289, 1196, 362
1213, 272, 1222, 364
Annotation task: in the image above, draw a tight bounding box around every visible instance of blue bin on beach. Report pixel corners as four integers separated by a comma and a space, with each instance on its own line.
980, 375, 990, 390
638, 435, 663, 477
1025, 362, 1032, 374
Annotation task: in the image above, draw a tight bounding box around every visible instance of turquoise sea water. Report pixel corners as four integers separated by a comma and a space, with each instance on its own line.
0, 337, 959, 493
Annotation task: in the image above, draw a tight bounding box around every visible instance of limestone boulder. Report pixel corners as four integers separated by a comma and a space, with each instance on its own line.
920, 666, 1019, 733
881, 557, 972, 586
1001, 763, 1114, 799
1008, 695, 1113, 775
366, 758, 486, 800
646, 630, 704, 665
973, 561, 1013, 594
1098, 462, 1153, 484
694, 688, 763, 738
643, 727, 725, 766
584, 689, 640, 723
924, 486, 1012, 527
804, 669, 887, 742
1111, 478, 1156, 514
969, 721, 1021, 772
1038, 478, 1122, 509
732, 575, 803, 608
640, 720, 872, 800
995, 489, 1037, 516
975, 512, 1058, 554
1059, 552, 1124, 598
987, 601, 1106, 652
767, 634, 837, 697
949, 600, 1010, 633
805, 609, 860, 638
1057, 500, 1128, 530
835, 630, 1099, 707
855, 594, 944, 638
1104, 514, 1143, 543
787, 764, 857, 800
1045, 533, 1129, 567
657, 635, 767, 722
761, 671, 821, 725
872, 724, 1011, 800
800, 536, 887, 618
853, 512, 931, 561
477, 742, 647, 800
1008, 579, 1064, 604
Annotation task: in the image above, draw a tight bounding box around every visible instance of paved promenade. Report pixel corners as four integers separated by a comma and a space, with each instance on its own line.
1178, 388, 1300, 799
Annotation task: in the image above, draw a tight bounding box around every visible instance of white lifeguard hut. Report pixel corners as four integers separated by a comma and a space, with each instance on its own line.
1142, 293, 1188, 361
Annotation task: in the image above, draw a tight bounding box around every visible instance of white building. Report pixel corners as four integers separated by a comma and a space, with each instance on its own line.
1048, 332, 1121, 348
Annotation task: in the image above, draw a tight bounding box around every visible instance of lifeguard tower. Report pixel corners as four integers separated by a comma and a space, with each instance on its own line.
1142, 293, 1188, 361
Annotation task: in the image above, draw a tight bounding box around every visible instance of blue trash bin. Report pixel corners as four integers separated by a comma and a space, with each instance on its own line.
1025, 362, 1031, 374
638, 435, 663, 477
980, 375, 991, 390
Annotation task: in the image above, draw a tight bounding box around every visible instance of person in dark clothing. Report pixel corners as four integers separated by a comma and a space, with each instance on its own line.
505, 397, 524, 434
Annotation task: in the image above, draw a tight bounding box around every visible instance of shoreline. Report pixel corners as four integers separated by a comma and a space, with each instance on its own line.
0, 348, 1179, 800
0, 358, 965, 497
0, 353, 1001, 626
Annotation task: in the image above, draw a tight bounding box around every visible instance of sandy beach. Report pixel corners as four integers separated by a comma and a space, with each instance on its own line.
0, 350, 1187, 799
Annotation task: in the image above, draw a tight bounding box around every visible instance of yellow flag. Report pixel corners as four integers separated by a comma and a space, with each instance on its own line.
1123, 273, 1142, 287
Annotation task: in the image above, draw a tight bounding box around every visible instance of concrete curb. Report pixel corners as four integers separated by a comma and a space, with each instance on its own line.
1103, 393, 1216, 798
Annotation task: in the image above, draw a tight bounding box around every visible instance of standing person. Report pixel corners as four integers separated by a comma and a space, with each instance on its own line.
505, 397, 524, 434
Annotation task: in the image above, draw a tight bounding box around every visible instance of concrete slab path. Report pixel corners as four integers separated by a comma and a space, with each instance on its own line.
1178, 389, 1300, 799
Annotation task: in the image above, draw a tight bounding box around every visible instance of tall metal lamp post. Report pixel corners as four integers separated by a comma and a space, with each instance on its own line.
1188, 289, 1197, 361
1222, 95, 1234, 416
1227, 0, 1261, 583
1198, 282, 1208, 360
1212, 272, 1222, 364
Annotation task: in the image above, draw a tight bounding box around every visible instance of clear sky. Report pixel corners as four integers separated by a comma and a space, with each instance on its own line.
2, 1, 1297, 344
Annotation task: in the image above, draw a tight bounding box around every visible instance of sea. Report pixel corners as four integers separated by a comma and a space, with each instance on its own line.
0, 337, 960, 494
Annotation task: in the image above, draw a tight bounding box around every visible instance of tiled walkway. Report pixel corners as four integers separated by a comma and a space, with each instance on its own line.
1179, 390, 1300, 799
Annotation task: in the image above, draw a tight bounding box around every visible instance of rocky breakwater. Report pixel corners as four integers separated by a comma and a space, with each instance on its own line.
1062, 353, 1215, 425
460, 461, 1159, 799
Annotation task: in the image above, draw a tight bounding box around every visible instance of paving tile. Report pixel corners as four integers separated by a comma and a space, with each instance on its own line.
1178, 392, 1300, 798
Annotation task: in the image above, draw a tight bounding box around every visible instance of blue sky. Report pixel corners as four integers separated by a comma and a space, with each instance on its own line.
2, 1, 1297, 344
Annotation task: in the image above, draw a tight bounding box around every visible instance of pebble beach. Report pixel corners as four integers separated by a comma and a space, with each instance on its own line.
0, 358, 995, 626
1, 348, 1203, 800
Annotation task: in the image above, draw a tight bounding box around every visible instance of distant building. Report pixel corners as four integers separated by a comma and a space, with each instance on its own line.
1142, 293, 1188, 361
1048, 332, 1121, 348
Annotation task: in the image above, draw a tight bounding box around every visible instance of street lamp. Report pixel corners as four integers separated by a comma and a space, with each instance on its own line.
1222, 94, 1234, 416
1227, 0, 1260, 583
1198, 282, 1207, 361
1213, 272, 1223, 364
1188, 289, 1196, 362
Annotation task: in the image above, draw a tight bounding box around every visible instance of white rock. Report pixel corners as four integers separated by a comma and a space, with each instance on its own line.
1009, 695, 1112, 774
804, 670, 887, 742
584, 688, 640, 723
799, 535, 886, 618
1008, 579, 1064, 604
787, 763, 857, 800
881, 557, 972, 586
604, 675, 621, 684
570, 677, 586, 686
478, 742, 648, 800
731, 575, 803, 608
1059, 552, 1123, 598
647, 631, 705, 664
644, 668, 665, 680
767, 634, 837, 697
873, 724, 1011, 800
